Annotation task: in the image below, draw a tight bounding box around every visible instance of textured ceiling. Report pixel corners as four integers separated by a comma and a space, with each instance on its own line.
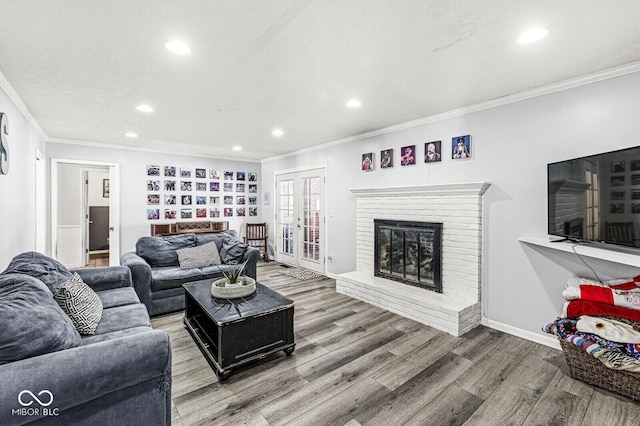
0, 1, 639, 160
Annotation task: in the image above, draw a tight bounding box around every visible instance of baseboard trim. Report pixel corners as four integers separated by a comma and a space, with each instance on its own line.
481, 317, 560, 350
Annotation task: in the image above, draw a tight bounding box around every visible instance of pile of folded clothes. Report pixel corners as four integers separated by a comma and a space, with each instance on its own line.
544, 275, 640, 372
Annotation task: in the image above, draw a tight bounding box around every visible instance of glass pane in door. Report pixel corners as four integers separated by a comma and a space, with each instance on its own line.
302, 176, 321, 261
278, 180, 294, 255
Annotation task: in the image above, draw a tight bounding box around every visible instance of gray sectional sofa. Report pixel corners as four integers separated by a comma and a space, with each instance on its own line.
0, 252, 171, 426
121, 230, 260, 316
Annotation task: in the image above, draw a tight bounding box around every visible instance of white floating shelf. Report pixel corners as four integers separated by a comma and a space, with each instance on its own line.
518, 236, 640, 268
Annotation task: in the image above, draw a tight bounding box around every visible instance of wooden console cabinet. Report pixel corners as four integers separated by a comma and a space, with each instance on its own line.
150, 220, 229, 236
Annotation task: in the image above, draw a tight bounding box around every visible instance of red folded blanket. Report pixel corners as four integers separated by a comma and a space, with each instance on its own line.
562, 275, 640, 311
564, 299, 640, 323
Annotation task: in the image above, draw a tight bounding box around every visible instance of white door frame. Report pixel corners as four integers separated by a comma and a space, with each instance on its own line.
51, 158, 120, 266
35, 149, 46, 253
274, 165, 327, 274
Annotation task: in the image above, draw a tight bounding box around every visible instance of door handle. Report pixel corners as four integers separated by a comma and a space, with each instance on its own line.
109, 227, 115, 231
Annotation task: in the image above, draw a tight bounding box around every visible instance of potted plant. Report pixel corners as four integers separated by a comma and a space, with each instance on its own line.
211, 260, 256, 298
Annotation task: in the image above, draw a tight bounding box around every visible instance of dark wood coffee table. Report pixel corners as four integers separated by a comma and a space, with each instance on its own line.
182, 280, 295, 381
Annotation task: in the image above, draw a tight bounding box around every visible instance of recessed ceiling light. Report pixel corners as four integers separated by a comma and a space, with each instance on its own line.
165, 40, 191, 55
346, 99, 362, 108
136, 104, 154, 113
232, 146, 242, 151
125, 132, 138, 138
518, 28, 549, 44
272, 128, 284, 137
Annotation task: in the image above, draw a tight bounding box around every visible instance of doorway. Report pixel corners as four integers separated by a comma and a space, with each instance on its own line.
51, 159, 120, 268
275, 167, 326, 274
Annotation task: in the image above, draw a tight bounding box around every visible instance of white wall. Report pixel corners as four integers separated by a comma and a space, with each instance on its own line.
262, 71, 640, 338
45, 143, 261, 255
0, 86, 46, 269
88, 170, 109, 206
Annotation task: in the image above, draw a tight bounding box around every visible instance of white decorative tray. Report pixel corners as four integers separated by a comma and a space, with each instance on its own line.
211, 276, 256, 299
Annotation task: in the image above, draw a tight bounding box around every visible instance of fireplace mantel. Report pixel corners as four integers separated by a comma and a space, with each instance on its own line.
338, 181, 492, 336
350, 182, 491, 197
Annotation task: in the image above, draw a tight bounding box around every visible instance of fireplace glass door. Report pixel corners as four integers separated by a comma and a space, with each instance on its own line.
375, 220, 442, 292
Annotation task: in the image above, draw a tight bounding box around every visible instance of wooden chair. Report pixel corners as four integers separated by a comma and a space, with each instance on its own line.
245, 223, 269, 261
605, 222, 636, 246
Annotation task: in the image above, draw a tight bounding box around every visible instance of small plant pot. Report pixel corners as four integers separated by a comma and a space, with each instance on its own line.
211, 276, 256, 299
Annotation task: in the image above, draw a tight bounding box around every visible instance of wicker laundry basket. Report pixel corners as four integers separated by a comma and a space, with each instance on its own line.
559, 338, 640, 402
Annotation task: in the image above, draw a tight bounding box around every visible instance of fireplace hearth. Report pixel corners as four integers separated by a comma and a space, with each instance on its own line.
374, 219, 442, 293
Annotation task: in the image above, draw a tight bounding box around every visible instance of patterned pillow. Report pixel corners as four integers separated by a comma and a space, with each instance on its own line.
54, 273, 103, 335
176, 242, 222, 269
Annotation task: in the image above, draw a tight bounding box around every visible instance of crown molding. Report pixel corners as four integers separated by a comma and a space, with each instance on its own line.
47, 138, 262, 164
0, 69, 47, 140
263, 61, 640, 164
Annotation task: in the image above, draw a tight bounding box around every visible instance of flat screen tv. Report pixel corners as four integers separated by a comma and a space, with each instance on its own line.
548, 145, 640, 248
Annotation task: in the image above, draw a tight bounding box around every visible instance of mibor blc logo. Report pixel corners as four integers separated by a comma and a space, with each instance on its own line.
12, 390, 59, 417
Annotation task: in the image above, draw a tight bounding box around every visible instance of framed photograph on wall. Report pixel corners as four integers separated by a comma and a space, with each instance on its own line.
632, 174, 640, 185
362, 153, 374, 171
210, 196, 220, 204
248, 172, 257, 181
210, 182, 220, 192
631, 160, 640, 171
237, 171, 246, 181
147, 209, 160, 220
164, 166, 176, 177
147, 165, 160, 176
610, 191, 625, 201
610, 203, 624, 214
424, 141, 442, 163
147, 180, 160, 191
236, 207, 246, 217
164, 194, 176, 205
196, 208, 207, 218
224, 208, 233, 217
181, 209, 192, 219
181, 195, 192, 205
249, 197, 257, 205
223, 195, 233, 205
164, 209, 176, 219
611, 176, 625, 186
249, 207, 258, 216
224, 171, 234, 180
380, 149, 393, 169
236, 183, 245, 192
452, 135, 471, 159
633, 203, 640, 213
210, 208, 220, 218
400, 145, 415, 166
237, 196, 245, 205
180, 167, 192, 178
103, 178, 110, 197
210, 169, 220, 179
632, 189, 640, 200
224, 182, 233, 192
164, 180, 176, 191
195, 168, 206, 178
248, 184, 257, 193
611, 161, 626, 173
147, 194, 160, 205
196, 182, 207, 191
180, 181, 192, 191
196, 196, 207, 205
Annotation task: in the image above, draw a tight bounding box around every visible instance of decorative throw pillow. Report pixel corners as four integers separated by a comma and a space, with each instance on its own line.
54, 273, 103, 335
176, 242, 222, 269
220, 238, 249, 264
0, 274, 81, 364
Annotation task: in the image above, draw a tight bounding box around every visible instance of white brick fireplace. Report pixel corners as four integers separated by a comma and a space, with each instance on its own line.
336, 182, 491, 336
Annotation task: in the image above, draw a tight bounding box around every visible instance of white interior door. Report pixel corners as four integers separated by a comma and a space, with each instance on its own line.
275, 168, 325, 274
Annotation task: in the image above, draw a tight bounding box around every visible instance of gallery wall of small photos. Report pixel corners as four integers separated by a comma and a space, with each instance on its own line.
361, 135, 471, 171
146, 165, 259, 221
608, 159, 640, 215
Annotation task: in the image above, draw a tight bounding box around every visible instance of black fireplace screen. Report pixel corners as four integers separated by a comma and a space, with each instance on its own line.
374, 219, 442, 293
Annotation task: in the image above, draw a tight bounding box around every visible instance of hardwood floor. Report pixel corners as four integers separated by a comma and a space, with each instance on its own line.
151, 262, 640, 426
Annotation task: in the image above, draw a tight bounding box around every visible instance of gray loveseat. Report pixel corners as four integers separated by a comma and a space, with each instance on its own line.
120, 230, 260, 316
0, 252, 171, 426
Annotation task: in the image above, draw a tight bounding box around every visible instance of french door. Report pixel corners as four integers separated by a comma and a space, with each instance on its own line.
275, 168, 325, 274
